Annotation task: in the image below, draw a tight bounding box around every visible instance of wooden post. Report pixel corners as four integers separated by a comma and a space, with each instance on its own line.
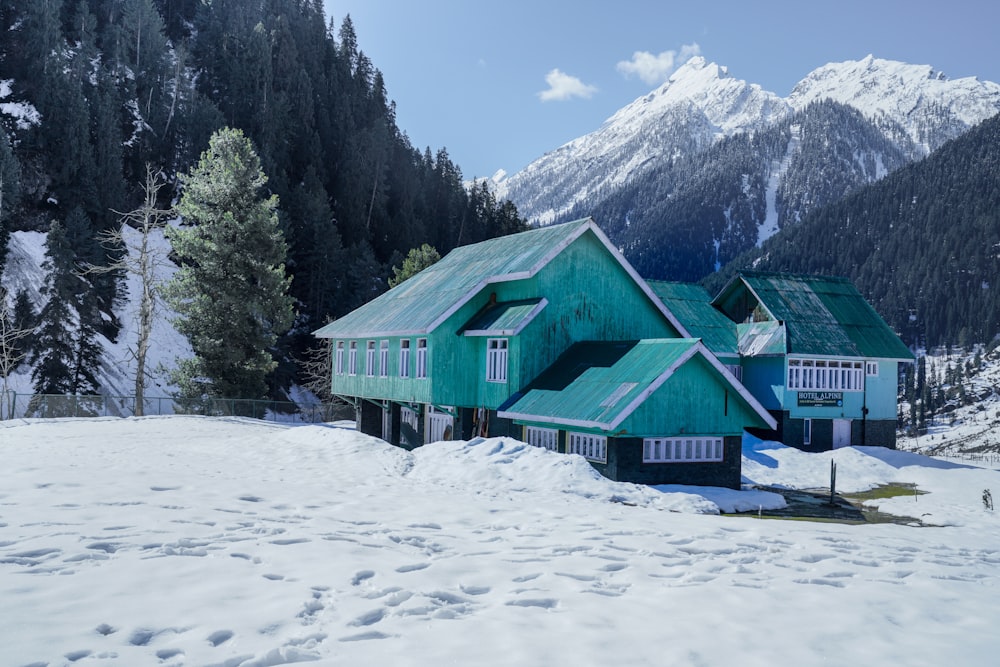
829, 459, 837, 506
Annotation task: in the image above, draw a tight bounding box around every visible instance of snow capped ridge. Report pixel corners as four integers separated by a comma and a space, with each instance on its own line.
501, 54, 1000, 225
499, 56, 789, 223
789, 55, 1000, 155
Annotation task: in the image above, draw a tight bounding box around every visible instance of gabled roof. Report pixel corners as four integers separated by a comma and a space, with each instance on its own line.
315, 218, 689, 339
647, 281, 737, 358
498, 339, 776, 432
713, 272, 913, 360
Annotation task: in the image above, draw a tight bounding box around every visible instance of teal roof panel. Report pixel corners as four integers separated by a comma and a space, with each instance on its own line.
500, 339, 698, 428
315, 219, 593, 338
647, 281, 737, 357
499, 338, 776, 431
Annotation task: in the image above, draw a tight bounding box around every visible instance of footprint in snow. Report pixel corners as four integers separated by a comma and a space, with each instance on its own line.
207, 630, 234, 646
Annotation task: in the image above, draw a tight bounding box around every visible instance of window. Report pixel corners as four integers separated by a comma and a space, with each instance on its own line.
335, 342, 345, 376
416, 339, 428, 379
787, 359, 863, 391
725, 364, 743, 383
643, 437, 723, 463
526, 426, 558, 451
399, 340, 411, 378
569, 432, 607, 463
379, 340, 389, 377
803, 419, 812, 445
348, 342, 358, 376
866, 361, 879, 376
486, 338, 508, 383
366, 341, 376, 377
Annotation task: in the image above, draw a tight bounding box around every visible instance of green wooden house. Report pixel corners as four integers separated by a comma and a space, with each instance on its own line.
709, 272, 914, 450
498, 339, 775, 488
315, 218, 775, 487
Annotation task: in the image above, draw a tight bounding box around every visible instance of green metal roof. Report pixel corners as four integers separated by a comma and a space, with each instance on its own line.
315, 217, 689, 339
460, 298, 546, 336
314, 219, 593, 338
498, 339, 776, 431
716, 272, 913, 360
647, 281, 737, 358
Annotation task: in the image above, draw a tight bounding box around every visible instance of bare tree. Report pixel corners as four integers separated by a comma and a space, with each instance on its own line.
0, 290, 33, 419
86, 165, 172, 416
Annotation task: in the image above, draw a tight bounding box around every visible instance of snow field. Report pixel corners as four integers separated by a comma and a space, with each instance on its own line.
2, 417, 999, 666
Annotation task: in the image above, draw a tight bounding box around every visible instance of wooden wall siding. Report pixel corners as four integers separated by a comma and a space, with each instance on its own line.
620, 357, 765, 436
339, 229, 683, 410
330, 336, 434, 405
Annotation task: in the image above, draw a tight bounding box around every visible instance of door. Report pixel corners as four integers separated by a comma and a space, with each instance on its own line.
833, 419, 852, 448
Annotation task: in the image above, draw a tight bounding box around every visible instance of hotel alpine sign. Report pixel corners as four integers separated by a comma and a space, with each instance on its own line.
796, 391, 843, 407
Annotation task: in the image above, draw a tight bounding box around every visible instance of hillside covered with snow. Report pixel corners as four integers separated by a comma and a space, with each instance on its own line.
497, 55, 1000, 227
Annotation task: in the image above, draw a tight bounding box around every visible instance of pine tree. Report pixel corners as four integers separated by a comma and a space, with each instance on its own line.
388, 244, 441, 288
0, 131, 21, 273
164, 127, 294, 405
30, 215, 102, 400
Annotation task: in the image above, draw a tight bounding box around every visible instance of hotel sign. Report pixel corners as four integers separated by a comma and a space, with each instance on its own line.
797, 391, 843, 407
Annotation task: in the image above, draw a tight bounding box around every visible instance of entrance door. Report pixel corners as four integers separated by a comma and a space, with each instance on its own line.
833, 419, 852, 448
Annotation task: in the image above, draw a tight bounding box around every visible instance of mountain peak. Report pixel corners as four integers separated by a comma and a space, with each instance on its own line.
789, 56, 1000, 154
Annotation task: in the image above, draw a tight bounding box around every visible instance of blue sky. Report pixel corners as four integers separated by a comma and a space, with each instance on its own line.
323, 1, 1000, 179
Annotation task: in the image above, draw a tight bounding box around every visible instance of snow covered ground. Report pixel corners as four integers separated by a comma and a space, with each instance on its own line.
3, 417, 1000, 666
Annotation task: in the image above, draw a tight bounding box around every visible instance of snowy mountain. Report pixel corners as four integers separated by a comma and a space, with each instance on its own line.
497, 56, 1000, 238
788, 55, 1000, 155
497, 57, 791, 225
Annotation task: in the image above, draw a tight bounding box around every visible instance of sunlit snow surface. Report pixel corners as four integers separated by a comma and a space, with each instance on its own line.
2, 418, 999, 666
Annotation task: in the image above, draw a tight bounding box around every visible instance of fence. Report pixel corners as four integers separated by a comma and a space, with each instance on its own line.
0, 391, 343, 424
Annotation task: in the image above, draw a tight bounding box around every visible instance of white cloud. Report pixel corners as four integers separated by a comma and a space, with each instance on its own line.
537, 68, 598, 102
616, 43, 702, 85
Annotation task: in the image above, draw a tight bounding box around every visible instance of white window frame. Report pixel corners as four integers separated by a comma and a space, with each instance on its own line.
379, 340, 389, 377
399, 340, 411, 378
366, 340, 376, 377
416, 338, 428, 379
335, 342, 345, 376
525, 426, 558, 451
803, 418, 812, 445
787, 359, 864, 392
569, 432, 607, 463
348, 341, 358, 376
643, 437, 724, 463
866, 361, 879, 376
486, 338, 508, 383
